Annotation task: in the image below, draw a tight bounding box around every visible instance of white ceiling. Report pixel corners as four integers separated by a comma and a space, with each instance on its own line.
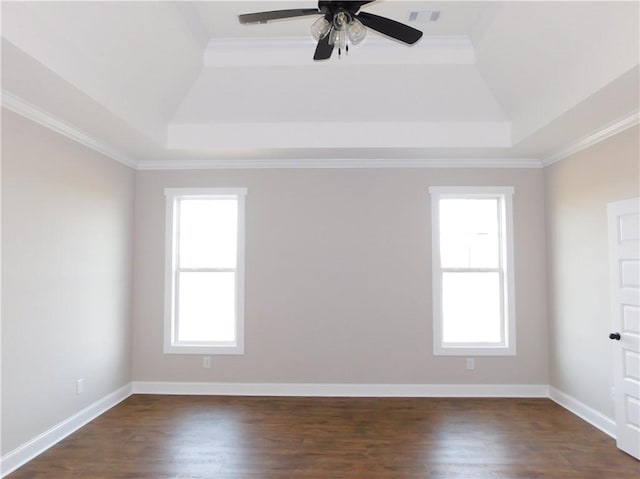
1, 1, 638, 168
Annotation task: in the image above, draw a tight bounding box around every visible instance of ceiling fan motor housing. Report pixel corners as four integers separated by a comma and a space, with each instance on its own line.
318, 1, 367, 16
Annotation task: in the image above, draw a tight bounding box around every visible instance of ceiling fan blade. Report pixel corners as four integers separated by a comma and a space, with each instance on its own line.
313, 32, 334, 60
239, 9, 320, 24
356, 11, 423, 44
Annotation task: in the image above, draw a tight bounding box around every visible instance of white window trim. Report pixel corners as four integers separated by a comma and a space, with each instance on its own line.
164, 187, 247, 355
429, 186, 516, 356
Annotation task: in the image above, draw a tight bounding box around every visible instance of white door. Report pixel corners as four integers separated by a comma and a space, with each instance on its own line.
608, 197, 640, 459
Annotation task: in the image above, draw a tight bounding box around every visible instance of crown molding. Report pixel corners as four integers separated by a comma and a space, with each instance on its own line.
542, 111, 640, 167
137, 157, 543, 170
1, 90, 138, 169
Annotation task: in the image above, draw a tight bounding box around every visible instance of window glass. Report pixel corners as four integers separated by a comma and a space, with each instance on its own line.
178, 199, 238, 269
442, 271, 501, 343
439, 199, 499, 269
177, 271, 236, 342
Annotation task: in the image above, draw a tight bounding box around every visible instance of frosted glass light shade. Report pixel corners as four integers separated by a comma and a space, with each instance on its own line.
347, 19, 366, 44
311, 16, 331, 40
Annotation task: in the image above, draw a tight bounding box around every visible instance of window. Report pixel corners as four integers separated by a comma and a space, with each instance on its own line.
430, 187, 515, 355
164, 188, 246, 354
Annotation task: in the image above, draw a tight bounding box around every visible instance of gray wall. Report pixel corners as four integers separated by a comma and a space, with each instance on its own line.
132, 167, 548, 385
1, 109, 135, 454
545, 125, 640, 419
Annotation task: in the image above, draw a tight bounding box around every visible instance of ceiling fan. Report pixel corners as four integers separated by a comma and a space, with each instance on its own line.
238, 1, 423, 60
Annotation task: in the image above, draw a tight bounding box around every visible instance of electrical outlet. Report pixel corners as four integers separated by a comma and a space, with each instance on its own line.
466, 358, 475, 370
76, 378, 85, 395
203, 356, 211, 369
610, 386, 615, 399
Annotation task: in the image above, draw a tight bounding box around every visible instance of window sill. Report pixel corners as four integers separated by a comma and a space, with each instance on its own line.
164, 344, 245, 355
434, 345, 516, 356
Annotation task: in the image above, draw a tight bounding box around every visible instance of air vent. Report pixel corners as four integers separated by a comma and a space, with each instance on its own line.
408, 10, 441, 23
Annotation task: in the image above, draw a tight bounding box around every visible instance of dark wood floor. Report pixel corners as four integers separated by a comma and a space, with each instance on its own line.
8, 395, 639, 478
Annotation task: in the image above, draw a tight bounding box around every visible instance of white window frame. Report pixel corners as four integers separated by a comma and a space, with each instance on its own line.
164, 187, 247, 355
430, 186, 516, 356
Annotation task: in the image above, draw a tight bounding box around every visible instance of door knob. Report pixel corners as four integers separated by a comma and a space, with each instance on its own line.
609, 332, 621, 340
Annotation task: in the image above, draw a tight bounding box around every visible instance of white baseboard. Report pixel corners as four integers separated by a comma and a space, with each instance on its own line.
0, 383, 132, 478
548, 386, 616, 439
131, 381, 549, 398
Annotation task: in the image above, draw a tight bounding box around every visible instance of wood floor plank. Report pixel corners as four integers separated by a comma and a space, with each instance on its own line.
7, 395, 639, 478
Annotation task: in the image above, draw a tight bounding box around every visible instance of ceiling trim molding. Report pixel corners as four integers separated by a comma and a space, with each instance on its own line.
137, 158, 543, 171
204, 35, 475, 67
542, 111, 640, 167
207, 35, 472, 50
1, 90, 138, 169
167, 121, 511, 150
11, 92, 636, 172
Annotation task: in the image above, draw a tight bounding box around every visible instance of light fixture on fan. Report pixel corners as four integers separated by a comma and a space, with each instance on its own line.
311, 10, 366, 57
